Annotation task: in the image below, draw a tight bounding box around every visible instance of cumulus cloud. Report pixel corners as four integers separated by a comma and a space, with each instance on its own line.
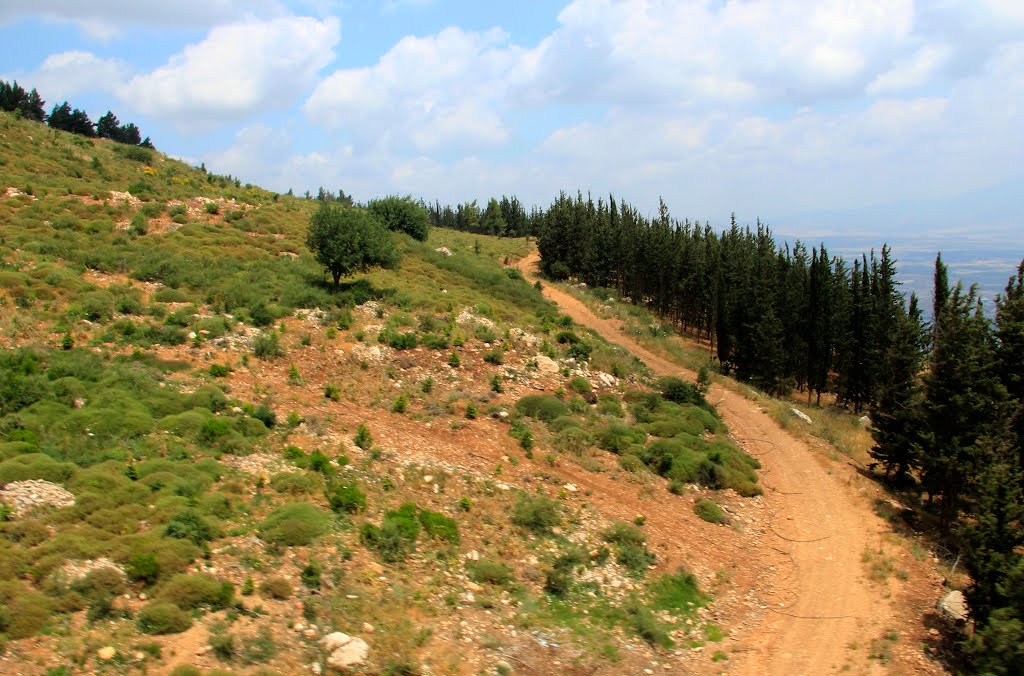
8, 51, 129, 101
0, 0, 286, 39
305, 26, 519, 152
121, 16, 340, 128
517, 0, 916, 107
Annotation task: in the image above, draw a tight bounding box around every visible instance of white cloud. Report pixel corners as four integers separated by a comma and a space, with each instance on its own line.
305, 26, 519, 151
9, 51, 129, 102
867, 44, 952, 95
517, 0, 916, 107
121, 16, 340, 128
0, 0, 286, 39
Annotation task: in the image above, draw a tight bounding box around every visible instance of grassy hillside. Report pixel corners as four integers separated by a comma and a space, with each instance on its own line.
0, 113, 757, 675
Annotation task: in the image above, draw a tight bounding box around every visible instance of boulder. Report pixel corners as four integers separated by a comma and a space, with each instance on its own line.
97, 646, 116, 661
321, 632, 370, 670
535, 355, 559, 374
938, 590, 968, 623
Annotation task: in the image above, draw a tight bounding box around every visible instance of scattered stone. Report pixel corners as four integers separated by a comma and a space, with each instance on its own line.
597, 372, 618, 387
466, 550, 481, 561
97, 647, 116, 661
435, 247, 453, 256
362, 622, 375, 634
0, 480, 75, 517
858, 415, 872, 427
790, 408, 813, 424
563, 483, 578, 492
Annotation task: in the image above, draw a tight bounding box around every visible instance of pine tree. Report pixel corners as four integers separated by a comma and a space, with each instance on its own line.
921, 284, 1002, 524
95, 111, 121, 139
870, 293, 927, 481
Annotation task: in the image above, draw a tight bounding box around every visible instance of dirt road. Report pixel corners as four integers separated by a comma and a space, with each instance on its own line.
517, 251, 907, 675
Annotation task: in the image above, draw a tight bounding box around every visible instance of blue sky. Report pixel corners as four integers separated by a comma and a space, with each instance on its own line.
2, 0, 1023, 242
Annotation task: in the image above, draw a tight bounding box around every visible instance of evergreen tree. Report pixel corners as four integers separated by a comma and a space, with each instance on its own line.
921, 284, 1002, 524
95, 111, 121, 139
870, 293, 927, 481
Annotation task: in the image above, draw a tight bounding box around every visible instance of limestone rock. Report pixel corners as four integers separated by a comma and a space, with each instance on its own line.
97, 646, 116, 661
321, 632, 370, 670
790, 408, 813, 424
939, 590, 968, 623
535, 355, 559, 374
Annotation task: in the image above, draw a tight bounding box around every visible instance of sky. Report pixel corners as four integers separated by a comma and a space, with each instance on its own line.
2, 0, 1023, 245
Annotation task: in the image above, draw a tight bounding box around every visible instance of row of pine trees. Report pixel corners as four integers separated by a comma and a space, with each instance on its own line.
519, 190, 1021, 671
0, 80, 153, 148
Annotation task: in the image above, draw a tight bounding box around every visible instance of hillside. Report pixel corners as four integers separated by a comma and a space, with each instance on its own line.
0, 113, 952, 676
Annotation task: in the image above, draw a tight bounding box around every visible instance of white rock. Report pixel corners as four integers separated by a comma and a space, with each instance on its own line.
323, 634, 370, 670
939, 590, 969, 623
535, 355, 560, 374
790, 408, 813, 424
97, 646, 116, 661
563, 483, 578, 492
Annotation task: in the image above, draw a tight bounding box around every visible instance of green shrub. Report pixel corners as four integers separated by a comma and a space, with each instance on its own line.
466, 559, 514, 586
0, 581, 51, 638
552, 427, 593, 455
418, 508, 459, 544
124, 553, 157, 585
658, 376, 705, 405
420, 333, 449, 350
512, 494, 561, 535
594, 421, 647, 453
568, 376, 591, 395
650, 569, 706, 613
354, 424, 372, 450
392, 393, 408, 414
602, 522, 655, 576
208, 363, 231, 378
694, 498, 727, 524
258, 503, 332, 546
137, 602, 192, 635
300, 560, 322, 589
159, 573, 234, 610
259, 576, 293, 600
0, 453, 76, 485
253, 331, 283, 359
483, 349, 504, 365
164, 509, 216, 545
270, 472, 321, 495
327, 482, 366, 514
515, 394, 569, 422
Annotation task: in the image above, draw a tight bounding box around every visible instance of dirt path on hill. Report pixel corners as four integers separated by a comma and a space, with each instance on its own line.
517, 250, 907, 675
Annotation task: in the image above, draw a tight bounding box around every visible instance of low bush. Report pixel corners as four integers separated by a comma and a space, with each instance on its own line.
258, 503, 332, 546
694, 498, 727, 524
515, 394, 569, 422
259, 576, 293, 600
512, 494, 561, 535
137, 602, 192, 635
159, 573, 234, 610
0, 581, 52, 638
164, 509, 216, 545
327, 482, 366, 514
253, 331, 283, 359
466, 559, 514, 586
568, 376, 591, 395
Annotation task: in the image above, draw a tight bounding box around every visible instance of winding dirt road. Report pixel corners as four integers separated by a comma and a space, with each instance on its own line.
517, 251, 922, 675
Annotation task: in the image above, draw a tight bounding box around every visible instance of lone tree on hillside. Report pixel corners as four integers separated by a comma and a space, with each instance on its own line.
306, 204, 400, 287
367, 195, 430, 241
